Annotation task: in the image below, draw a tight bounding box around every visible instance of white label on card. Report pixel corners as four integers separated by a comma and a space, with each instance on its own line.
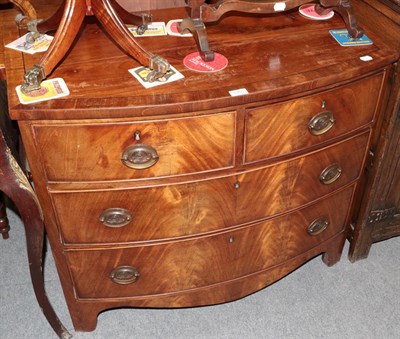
360, 55, 373, 61
274, 3, 286, 11
229, 88, 249, 96
6, 33, 53, 54
128, 22, 167, 37
16, 78, 69, 105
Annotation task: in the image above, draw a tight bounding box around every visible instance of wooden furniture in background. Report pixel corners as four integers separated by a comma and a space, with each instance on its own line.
10, 0, 170, 94
119, 0, 186, 11
0, 199, 10, 239
179, 0, 364, 61
8, 0, 37, 18
0, 92, 70, 339
348, 0, 400, 261
0, 79, 12, 240
3, 3, 398, 334
0, 16, 10, 239
0, 8, 69, 337
0, 1, 10, 240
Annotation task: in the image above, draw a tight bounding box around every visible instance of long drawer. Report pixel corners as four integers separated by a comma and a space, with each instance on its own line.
244, 73, 383, 163
53, 132, 369, 244
31, 112, 236, 181
66, 187, 353, 299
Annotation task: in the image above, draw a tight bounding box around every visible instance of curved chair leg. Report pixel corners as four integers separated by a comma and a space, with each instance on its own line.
21, 0, 86, 93
109, 0, 152, 34
17, 1, 66, 52
10, 0, 37, 30
10, 0, 37, 19
35, 0, 67, 34
0, 193, 10, 239
180, 0, 214, 61
20, 0, 171, 92
179, 17, 214, 61
316, 0, 363, 38
0, 133, 71, 338
35, 0, 147, 35
92, 0, 170, 81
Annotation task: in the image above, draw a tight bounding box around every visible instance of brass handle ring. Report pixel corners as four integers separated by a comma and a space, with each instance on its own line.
109, 266, 140, 285
121, 144, 159, 169
99, 208, 132, 228
320, 163, 342, 185
308, 111, 335, 136
307, 217, 329, 236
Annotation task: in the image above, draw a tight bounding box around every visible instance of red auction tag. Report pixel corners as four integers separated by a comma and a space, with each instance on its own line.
183, 52, 228, 73
299, 4, 334, 20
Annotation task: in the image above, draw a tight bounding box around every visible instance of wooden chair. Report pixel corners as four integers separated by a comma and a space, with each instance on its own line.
0, 197, 10, 239
0, 78, 70, 339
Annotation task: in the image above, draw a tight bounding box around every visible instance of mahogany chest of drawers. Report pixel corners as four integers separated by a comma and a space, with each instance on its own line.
4, 5, 398, 332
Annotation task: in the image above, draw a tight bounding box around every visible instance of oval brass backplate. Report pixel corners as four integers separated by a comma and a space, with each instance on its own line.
121, 144, 159, 170
308, 111, 335, 136
109, 266, 140, 285
320, 163, 342, 185
307, 217, 329, 236
99, 208, 132, 228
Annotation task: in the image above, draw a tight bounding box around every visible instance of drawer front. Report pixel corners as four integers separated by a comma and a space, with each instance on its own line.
53, 132, 368, 244
244, 73, 383, 163
32, 112, 235, 181
67, 187, 353, 299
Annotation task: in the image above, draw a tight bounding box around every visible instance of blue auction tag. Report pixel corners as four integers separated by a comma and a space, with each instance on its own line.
329, 29, 373, 47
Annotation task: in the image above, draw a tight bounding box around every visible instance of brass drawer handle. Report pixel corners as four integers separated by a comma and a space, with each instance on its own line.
308, 111, 335, 136
307, 217, 329, 236
320, 163, 342, 185
121, 144, 159, 169
109, 266, 140, 285
99, 208, 132, 228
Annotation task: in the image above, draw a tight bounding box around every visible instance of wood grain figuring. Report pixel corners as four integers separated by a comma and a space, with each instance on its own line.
4, 9, 397, 120
245, 72, 384, 162
67, 233, 346, 332
66, 186, 353, 299
52, 132, 368, 244
32, 112, 235, 181
2, 2, 397, 333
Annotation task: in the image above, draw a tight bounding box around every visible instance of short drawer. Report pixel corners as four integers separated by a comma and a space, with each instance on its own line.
32, 112, 235, 181
53, 132, 368, 244
244, 73, 383, 163
67, 187, 353, 299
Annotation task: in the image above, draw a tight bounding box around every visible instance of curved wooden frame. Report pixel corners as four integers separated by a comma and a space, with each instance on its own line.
10, 0, 170, 93
9, 0, 37, 20
180, 0, 364, 61
0, 132, 71, 338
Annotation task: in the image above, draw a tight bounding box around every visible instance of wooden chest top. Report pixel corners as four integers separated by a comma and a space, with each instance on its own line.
2, 6, 398, 120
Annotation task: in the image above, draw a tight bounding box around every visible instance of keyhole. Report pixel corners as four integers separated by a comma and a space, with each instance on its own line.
134, 130, 141, 141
